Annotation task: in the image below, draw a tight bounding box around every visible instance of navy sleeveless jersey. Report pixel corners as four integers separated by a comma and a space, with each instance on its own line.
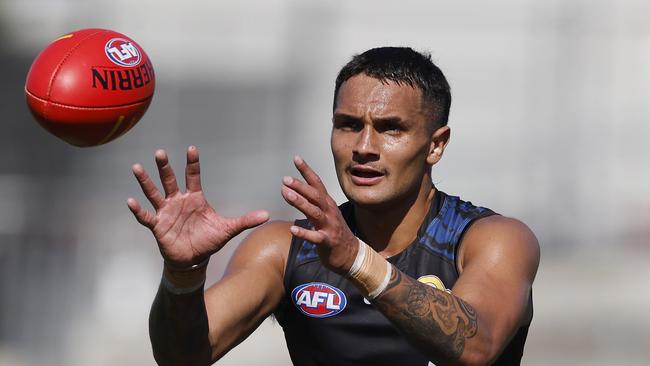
274, 191, 532, 365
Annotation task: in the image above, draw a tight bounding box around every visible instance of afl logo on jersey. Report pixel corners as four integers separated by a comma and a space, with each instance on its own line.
291, 282, 347, 318
105, 38, 141, 67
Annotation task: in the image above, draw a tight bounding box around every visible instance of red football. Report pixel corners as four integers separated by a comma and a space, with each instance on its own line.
25, 28, 155, 147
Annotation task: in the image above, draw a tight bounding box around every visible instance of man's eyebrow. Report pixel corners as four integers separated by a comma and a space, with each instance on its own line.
373, 116, 404, 124
333, 112, 360, 120
333, 113, 406, 123
332, 113, 363, 124
332, 114, 414, 129
373, 116, 416, 129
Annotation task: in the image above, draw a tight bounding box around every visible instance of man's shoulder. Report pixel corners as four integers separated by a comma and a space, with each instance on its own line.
229, 220, 294, 271
458, 215, 540, 274
468, 215, 536, 242
245, 220, 294, 248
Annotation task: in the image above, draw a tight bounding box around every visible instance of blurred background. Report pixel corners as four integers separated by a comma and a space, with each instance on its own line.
1, 0, 649, 365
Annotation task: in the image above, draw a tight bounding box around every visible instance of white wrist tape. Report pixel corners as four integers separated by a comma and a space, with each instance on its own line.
367, 261, 393, 300
347, 238, 393, 300
347, 237, 367, 278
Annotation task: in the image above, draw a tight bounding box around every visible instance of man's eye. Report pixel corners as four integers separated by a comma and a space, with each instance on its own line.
337, 121, 362, 131
381, 124, 402, 133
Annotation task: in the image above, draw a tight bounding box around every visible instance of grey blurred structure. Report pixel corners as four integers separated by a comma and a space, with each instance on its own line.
1, 1, 649, 365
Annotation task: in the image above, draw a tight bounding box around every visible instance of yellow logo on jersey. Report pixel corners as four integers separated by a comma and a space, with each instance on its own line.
417, 275, 451, 293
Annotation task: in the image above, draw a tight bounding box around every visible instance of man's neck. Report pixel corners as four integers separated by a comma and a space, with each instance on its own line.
353, 178, 436, 258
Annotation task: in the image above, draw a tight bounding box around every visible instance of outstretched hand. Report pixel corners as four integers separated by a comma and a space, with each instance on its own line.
281, 156, 358, 274
128, 146, 269, 268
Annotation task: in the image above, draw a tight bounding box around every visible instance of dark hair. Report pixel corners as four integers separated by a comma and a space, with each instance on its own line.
333, 47, 451, 129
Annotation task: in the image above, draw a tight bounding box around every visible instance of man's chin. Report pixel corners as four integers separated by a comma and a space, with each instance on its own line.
343, 190, 395, 210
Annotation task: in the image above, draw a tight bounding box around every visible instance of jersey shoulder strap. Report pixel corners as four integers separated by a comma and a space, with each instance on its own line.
416, 192, 497, 263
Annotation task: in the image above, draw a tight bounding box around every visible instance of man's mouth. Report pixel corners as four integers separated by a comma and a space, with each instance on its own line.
349, 165, 384, 186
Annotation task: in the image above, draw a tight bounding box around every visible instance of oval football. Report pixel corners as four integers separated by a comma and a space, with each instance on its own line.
24, 28, 155, 146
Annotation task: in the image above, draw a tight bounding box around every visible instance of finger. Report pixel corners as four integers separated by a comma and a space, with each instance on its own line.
224, 210, 270, 238
282, 176, 325, 209
290, 225, 327, 245
155, 149, 179, 197
324, 194, 338, 208
282, 186, 326, 225
293, 156, 328, 193
127, 197, 156, 229
185, 146, 203, 192
132, 164, 164, 209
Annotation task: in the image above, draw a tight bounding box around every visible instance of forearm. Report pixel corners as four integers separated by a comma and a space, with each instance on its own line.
346, 239, 486, 366
369, 267, 483, 365
149, 266, 212, 366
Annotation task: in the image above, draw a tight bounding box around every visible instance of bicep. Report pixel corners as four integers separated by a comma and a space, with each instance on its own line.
203, 221, 292, 361
452, 216, 540, 359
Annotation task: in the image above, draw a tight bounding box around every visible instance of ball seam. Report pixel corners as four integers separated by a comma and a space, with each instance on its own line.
44, 29, 108, 120
26, 88, 152, 110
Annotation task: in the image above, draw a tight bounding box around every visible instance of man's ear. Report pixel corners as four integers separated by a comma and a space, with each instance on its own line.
427, 125, 451, 165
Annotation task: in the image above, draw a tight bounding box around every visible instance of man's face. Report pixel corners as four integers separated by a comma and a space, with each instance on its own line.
331, 74, 436, 208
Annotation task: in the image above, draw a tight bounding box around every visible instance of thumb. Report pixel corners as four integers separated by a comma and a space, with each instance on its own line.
225, 210, 270, 238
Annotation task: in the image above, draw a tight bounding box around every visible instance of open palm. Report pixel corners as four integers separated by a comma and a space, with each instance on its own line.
127, 146, 269, 268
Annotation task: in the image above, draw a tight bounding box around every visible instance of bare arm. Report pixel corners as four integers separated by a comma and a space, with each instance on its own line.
371, 216, 539, 365
371, 268, 479, 362
146, 221, 290, 365
204, 221, 291, 361
281, 157, 540, 366
128, 147, 288, 365
148, 274, 211, 365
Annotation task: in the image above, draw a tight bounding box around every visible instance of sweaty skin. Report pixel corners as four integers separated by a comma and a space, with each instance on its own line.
132, 75, 539, 366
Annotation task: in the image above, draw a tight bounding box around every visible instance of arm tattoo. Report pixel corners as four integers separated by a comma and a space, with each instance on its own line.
373, 266, 478, 361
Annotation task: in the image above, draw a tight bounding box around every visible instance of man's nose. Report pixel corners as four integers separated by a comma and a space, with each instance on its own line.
353, 125, 379, 158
